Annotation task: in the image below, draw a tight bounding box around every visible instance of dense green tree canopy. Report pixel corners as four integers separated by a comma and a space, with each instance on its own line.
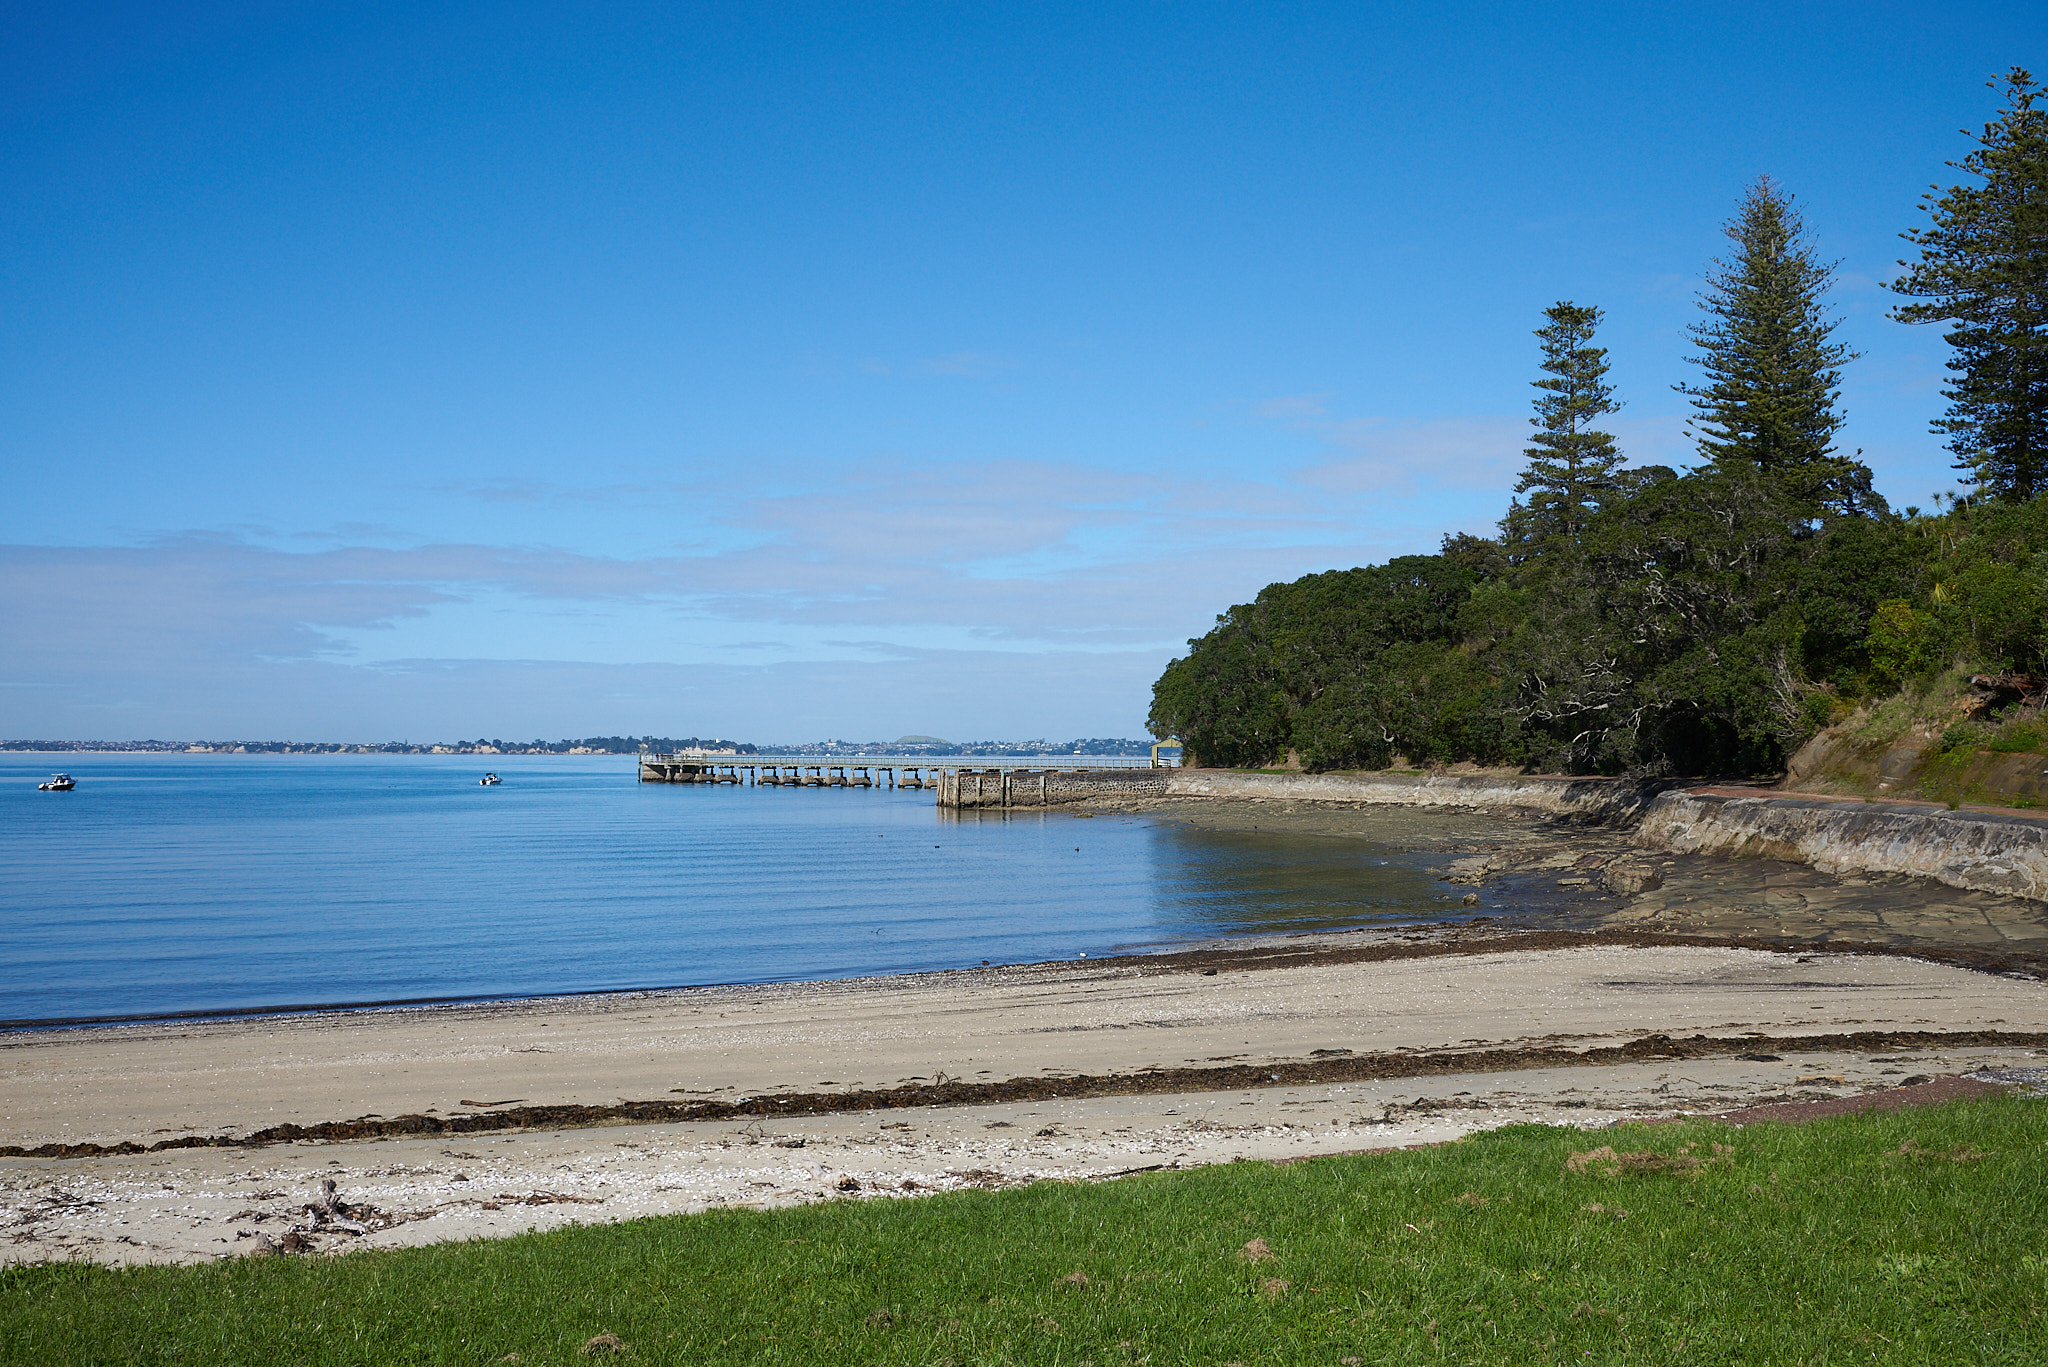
1149, 147, 2048, 776
1149, 471, 2048, 777
1155, 80, 2048, 778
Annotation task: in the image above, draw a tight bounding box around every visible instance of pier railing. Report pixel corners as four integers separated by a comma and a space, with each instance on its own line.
658, 753, 1180, 769
635, 752, 1181, 804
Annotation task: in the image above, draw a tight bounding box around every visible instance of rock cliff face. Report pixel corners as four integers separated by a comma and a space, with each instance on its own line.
1633, 790, 2048, 902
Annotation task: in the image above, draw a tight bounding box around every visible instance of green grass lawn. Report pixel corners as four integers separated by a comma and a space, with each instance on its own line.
6, 1097, 2045, 1366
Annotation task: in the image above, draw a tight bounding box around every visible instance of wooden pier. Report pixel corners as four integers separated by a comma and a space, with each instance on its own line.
637, 753, 1178, 806
635, 759, 936, 789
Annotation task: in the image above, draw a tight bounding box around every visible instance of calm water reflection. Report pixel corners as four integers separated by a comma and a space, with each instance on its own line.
2, 754, 1476, 1024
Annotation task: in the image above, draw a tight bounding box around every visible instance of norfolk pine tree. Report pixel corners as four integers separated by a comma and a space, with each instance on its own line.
1503, 302, 1624, 553
1491, 304, 1637, 771
1891, 68, 2048, 502
1678, 177, 1866, 517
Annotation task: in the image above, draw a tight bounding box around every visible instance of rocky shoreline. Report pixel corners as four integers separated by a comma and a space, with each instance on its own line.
1157, 768, 2048, 906
1078, 790, 2048, 963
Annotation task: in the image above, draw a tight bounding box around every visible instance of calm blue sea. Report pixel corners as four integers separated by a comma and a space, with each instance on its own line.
0, 753, 1471, 1026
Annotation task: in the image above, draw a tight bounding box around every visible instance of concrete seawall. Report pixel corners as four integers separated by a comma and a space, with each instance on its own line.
1164, 768, 1680, 823
1636, 790, 2048, 902
1161, 768, 2048, 903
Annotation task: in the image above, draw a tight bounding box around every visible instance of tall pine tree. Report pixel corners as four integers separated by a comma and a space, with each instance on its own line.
1891, 68, 2048, 501
1678, 177, 1864, 516
1503, 302, 1623, 550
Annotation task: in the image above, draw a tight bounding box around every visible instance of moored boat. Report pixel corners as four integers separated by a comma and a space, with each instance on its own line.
479, 772, 501, 786
38, 773, 75, 791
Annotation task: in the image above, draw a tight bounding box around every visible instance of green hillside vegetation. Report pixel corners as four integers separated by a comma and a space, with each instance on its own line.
1151, 73, 2048, 790
1787, 657, 2048, 810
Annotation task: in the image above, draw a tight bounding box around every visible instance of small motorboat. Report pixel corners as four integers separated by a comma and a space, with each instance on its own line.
38, 773, 75, 791
479, 772, 501, 786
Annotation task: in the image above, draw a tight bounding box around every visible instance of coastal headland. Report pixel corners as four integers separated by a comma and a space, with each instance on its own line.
5, 781, 2046, 1267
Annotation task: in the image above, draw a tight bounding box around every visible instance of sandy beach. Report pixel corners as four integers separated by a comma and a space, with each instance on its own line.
7, 918, 2046, 1266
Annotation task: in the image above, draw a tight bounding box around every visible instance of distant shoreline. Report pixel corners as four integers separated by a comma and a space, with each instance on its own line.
3, 739, 1163, 758
2, 742, 720, 757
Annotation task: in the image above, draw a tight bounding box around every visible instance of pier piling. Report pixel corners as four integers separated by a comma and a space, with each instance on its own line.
637, 753, 1173, 805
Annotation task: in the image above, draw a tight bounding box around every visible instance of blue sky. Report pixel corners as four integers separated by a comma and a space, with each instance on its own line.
4, 2, 2042, 742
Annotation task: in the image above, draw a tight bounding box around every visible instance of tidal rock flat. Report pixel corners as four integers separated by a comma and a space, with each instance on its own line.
1099, 792, 2048, 955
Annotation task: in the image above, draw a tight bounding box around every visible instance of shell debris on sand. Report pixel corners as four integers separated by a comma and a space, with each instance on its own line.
4, 938, 2045, 1265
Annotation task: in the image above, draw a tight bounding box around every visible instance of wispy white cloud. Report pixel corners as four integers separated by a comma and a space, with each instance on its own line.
3, 400, 1548, 737
1299, 416, 1525, 498
1643, 271, 1700, 301
0, 648, 1175, 745
1607, 413, 1691, 468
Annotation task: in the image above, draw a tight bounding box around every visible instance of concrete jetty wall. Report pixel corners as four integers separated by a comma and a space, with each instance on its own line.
939, 768, 1169, 808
